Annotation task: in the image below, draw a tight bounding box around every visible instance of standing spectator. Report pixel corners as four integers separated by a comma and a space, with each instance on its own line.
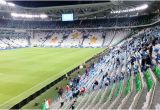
141, 47, 148, 72
116, 58, 120, 67
131, 56, 136, 66
66, 84, 70, 92
77, 73, 81, 84
58, 87, 64, 97
92, 80, 99, 90
100, 69, 103, 73
85, 69, 89, 76
146, 54, 152, 67
148, 43, 153, 58
72, 88, 80, 98
69, 79, 73, 88
59, 96, 64, 108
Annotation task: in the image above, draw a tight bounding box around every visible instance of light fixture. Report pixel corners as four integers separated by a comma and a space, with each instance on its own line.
11, 13, 48, 19
40, 14, 48, 18
0, 0, 7, 5
7, 2, 15, 7
111, 4, 148, 14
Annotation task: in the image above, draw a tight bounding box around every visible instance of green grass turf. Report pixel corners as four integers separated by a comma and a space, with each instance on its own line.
0, 47, 103, 109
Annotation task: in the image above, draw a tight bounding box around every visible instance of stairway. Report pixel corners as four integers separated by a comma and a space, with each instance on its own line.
87, 88, 104, 109
106, 83, 118, 109
81, 37, 85, 46
93, 86, 111, 109
122, 76, 136, 109
80, 90, 97, 109
111, 78, 127, 109
108, 80, 123, 109
76, 91, 92, 109
100, 83, 117, 109
150, 69, 160, 109
134, 54, 148, 109
41, 32, 52, 46
135, 74, 148, 109
102, 36, 105, 47
59, 39, 64, 47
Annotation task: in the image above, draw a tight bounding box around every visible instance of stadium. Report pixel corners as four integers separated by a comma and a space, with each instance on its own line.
0, 0, 160, 109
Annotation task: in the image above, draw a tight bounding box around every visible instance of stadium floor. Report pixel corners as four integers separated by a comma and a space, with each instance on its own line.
0, 47, 103, 109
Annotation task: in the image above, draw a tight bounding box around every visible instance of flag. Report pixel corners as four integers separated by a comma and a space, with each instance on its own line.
41, 102, 46, 110
48, 99, 52, 106
45, 100, 49, 109
52, 37, 58, 43
72, 32, 79, 39
90, 36, 97, 44
41, 99, 52, 110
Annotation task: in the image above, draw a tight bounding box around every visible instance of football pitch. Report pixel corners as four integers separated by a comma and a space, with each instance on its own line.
0, 47, 103, 109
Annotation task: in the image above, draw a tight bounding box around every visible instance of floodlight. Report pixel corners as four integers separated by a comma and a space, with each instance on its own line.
11, 13, 18, 17
140, 4, 148, 10
8, 2, 15, 7
111, 4, 148, 14
40, 14, 48, 18
11, 12, 48, 19
0, 0, 7, 5
136, 4, 148, 10
34, 15, 40, 18
25, 14, 32, 18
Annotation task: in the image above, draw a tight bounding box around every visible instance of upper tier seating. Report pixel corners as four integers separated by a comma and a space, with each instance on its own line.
0, 14, 156, 29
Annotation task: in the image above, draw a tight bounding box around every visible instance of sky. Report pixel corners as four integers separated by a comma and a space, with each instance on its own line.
12, 1, 107, 7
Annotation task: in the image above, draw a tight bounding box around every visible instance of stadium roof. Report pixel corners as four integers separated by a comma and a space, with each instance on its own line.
12, 1, 108, 8
0, 1, 160, 21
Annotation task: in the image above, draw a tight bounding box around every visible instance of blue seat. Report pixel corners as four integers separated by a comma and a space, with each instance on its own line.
154, 48, 159, 53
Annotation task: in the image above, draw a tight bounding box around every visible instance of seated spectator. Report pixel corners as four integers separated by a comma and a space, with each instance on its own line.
92, 80, 99, 90
80, 87, 86, 95
69, 99, 77, 110
72, 88, 80, 98
102, 72, 108, 80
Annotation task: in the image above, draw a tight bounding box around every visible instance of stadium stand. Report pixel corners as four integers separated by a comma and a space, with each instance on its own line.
0, 14, 157, 29
0, 17, 160, 109
0, 1, 160, 109
45, 25, 160, 110
0, 29, 131, 49
0, 30, 29, 49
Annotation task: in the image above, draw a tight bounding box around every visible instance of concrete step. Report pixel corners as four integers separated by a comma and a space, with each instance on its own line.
150, 69, 160, 109
94, 85, 111, 109
80, 90, 97, 109
122, 76, 136, 109
100, 83, 117, 109
87, 88, 104, 109
135, 75, 148, 109
111, 78, 127, 109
